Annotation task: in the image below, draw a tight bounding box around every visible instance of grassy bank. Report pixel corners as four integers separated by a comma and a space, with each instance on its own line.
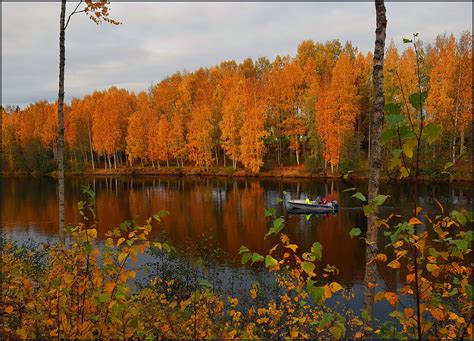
2, 159, 472, 182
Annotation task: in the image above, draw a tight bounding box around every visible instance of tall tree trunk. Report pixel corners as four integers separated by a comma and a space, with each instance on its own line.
87, 122, 95, 170
57, 0, 67, 235
363, 0, 387, 323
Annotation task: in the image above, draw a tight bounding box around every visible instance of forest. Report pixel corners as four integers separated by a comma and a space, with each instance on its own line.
2, 32, 472, 178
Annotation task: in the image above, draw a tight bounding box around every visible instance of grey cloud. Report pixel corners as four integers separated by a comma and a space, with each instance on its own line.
2, 2, 471, 107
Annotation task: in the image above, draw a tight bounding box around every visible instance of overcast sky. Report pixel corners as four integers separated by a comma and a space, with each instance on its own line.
2, 2, 471, 107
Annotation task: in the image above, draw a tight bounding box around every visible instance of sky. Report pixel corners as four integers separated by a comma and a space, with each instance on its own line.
2, 2, 472, 108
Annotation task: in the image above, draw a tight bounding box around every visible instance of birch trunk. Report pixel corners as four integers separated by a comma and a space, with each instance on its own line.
57, 0, 67, 235
363, 0, 387, 321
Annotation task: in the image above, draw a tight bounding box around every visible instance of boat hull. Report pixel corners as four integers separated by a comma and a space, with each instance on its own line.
287, 200, 338, 213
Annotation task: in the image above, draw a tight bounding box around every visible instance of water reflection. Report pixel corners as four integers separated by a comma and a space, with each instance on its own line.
2, 175, 471, 290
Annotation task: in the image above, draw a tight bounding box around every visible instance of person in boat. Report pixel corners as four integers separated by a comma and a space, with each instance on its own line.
305, 195, 313, 204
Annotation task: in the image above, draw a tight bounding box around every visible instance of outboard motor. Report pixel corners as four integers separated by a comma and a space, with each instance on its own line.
331, 200, 339, 210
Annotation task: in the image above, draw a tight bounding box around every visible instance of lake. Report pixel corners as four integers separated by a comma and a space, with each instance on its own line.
2, 175, 471, 317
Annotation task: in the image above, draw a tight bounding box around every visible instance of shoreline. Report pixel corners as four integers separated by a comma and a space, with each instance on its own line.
2, 165, 472, 183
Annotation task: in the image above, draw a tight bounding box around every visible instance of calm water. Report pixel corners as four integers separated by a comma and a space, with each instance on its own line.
3, 175, 471, 286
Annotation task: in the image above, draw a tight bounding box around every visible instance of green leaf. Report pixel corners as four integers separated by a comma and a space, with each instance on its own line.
238, 245, 250, 254
403, 37, 413, 43
266, 217, 285, 237
311, 242, 322, 261
198, 279, 213, 289
450, 239, 468, 251
443, 161, 454, 171
275, 198, 284, 204
301, 261, 316, 274
428, 248, 440, 257
264, 208, 276, 217
386, 114, 405, 128
450, 210, 467, 225
381, 128, 396, 144
422, 123, 442, 144
265, 255, 278, 268
464, 284, 472, 300
361, 309, 370, 322
251, 253, 264, 265
306, 281, 324, 303
373, 194, 389, 206
83, 243, 93, 254
153, 210, 170, 221
392, 149, 402, 158
398, 126, 417, 140
363, 205, 374, 216
342, 187, 357, 192
385, 103, 402, 116
241, 252, 252, 265
352, 192, 367, 202
349, 228, 362, 238
320, 313, 335, 328
408, 91, 428, 110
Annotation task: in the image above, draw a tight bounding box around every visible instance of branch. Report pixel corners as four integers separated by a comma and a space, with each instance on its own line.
64, 0, 84, 30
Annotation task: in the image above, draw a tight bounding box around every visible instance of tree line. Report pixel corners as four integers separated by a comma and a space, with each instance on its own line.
2, 32, 471, 175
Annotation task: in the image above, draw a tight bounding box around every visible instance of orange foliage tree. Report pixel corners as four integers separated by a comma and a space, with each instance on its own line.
316, 53, 360, 172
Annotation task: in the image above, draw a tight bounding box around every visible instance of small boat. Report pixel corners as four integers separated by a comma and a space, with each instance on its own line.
287, 200, 339, 213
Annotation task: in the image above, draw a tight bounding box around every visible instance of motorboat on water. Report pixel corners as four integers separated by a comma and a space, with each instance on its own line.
287, 199, 339, 213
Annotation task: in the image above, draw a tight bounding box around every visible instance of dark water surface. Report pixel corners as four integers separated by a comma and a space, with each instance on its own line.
3, 176, 471, 283
2, 175, 471, 318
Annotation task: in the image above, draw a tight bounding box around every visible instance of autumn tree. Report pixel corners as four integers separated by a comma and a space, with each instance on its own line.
240, 81, 268, 173
427, 32, 472, 162
219, 73, 245, 169
147, 115, 170, 167
316, 53, 360, 172
126, 92, 152, 166
92, 87, 135, 169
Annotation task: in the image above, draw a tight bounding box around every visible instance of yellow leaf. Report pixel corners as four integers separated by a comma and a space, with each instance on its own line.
426, 263, 440, 277
4, 306, 13, 314
118, 252, 128, 264
87, 228, 97, 239
374, 291, 385, 303
384, 292, 398, 306
392, 240, 404, 248
402, 138, 417, 158
400, 166, 410, 178
409, 217, 423, 225
387, 259, 401, 269
375, 254, 387, 262
329, 282, 343, 293
285, 244, 298, 252
117, 237, 125, 246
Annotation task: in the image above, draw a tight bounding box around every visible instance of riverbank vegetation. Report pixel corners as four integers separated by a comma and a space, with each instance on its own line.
2, 31, 471, 179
